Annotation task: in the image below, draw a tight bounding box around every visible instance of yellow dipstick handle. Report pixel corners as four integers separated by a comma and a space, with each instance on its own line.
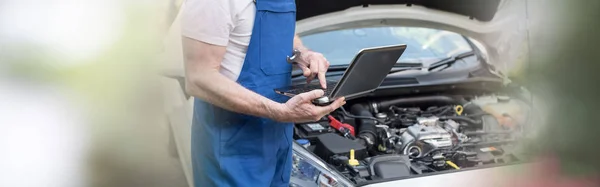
446, 161, 460, 170
348, 149, 359, 166
455, 105, 464, 116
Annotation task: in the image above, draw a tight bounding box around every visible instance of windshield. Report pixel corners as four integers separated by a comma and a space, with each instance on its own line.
300, 27, 473, 67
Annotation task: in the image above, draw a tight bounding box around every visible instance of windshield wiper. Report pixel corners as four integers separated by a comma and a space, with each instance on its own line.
292, 51, 475, 77
394, 62, 423, 68
387, 62, 425, 74
427, 51, 475, 71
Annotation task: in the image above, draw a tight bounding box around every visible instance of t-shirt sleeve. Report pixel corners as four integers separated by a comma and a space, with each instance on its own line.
180, 0, 233, 46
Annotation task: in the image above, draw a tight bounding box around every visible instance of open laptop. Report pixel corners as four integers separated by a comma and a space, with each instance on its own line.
274, 44, 407, 105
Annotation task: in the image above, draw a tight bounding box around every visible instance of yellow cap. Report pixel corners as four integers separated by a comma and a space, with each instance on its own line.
446, 161, 460, 170
455, 105, 464, 116
348, 149, 359, 166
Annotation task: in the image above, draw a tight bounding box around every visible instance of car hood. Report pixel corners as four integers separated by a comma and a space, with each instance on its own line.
295, 0, 529, 79
296, 0, 502, 22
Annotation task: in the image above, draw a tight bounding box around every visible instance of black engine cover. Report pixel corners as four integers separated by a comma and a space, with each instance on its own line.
366, 155, 412, 179
314, 133, 367, 163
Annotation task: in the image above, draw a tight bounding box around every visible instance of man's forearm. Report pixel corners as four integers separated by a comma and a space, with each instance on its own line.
185, 70, 284, 120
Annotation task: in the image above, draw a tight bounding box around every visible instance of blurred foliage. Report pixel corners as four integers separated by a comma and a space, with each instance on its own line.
2, 0, 187, 186
1, 43, 63, 81
526, 0, 600, 177
505, 40, 529, 85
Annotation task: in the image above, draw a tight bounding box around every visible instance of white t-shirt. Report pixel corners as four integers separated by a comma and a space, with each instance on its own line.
181, 0, 256, 81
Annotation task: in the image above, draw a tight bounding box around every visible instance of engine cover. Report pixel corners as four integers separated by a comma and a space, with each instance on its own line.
314, 133, 368, 163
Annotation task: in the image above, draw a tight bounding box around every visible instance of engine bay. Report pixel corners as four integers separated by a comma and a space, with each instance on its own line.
293, 94, 532, 184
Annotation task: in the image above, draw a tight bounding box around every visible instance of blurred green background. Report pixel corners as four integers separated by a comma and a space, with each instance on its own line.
526, 0, 600, 178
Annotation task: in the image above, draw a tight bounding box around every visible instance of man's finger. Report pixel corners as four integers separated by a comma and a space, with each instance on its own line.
298, 63, 311, 77
307, 58, 318, 83
328, 97, 346, 111
318, 59, 327, 89
289, 92, 305, 104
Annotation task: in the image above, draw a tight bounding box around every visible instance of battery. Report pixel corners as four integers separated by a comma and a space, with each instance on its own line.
294, 121, 334, 142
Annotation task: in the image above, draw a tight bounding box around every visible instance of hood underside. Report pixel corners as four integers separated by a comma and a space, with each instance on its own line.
296, 0, 502, 22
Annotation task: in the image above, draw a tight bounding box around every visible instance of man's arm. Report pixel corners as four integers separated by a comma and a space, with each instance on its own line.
180, 0, 343, 123
182, 37, 345, 122
182, 38, 284, 120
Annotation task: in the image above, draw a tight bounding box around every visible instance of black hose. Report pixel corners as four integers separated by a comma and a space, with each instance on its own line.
439, 116, 481, 125
435, 107, 453, 116
425, 106, 449, 113
350, 104, 378, 148
465, 113, 490, 117
416, 139, 516, 158
418, 147, 445, 158
375, 95, 458, 112
339, 106, 383, 123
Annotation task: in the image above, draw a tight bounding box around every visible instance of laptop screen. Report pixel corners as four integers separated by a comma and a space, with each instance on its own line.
330, 44, 407, 99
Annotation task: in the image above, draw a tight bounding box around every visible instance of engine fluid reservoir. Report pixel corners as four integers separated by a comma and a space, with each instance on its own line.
474, 96, 528, 128
296, 139, 311, 149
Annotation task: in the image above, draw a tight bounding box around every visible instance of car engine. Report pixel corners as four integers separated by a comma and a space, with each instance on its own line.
293, 94, 531, 183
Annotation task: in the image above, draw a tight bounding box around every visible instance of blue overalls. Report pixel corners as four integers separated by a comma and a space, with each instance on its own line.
191, 0, 296, 186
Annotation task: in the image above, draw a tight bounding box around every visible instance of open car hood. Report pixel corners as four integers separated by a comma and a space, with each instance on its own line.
295, 0, 529, 78
297, 0, 502, 22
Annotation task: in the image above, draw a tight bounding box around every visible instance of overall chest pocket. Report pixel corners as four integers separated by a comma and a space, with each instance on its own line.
255, 1, 296, 76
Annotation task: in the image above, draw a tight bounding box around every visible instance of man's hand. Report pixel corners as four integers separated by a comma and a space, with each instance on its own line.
296, 50, 330, 89
293, 35, 330, 89
273, 90, 345, 123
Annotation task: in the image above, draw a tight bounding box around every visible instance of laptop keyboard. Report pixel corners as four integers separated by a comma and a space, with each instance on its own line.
288, 81, 337, 96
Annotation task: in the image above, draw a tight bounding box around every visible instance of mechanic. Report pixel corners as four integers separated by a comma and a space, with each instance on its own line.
180, 0, 346, 186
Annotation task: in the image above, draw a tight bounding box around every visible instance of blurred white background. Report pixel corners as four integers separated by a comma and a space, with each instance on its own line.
1, 0, 187, 186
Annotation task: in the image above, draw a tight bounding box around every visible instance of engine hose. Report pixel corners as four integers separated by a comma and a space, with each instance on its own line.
435, 107, 453, 116
439, 116, 482, 125
350, 104, 377, 149
418, 147, 445, 158
339, 106, 384, 123
465, 113, 490, 117
431, 106, 451, 112
417, 139, 517, 158
374, 95, 458, 112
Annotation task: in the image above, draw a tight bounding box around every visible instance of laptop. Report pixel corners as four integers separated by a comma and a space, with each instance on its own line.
274, 44, 407, 105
